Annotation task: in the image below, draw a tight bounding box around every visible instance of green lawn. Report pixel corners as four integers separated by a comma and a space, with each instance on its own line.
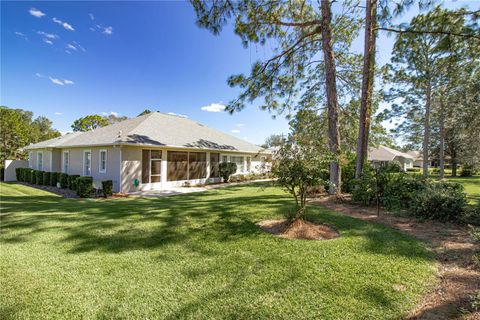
0, 182, 436, 319
446, 176, 480, 204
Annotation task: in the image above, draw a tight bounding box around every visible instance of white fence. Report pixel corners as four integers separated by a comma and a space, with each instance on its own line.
4, 160, 28, 182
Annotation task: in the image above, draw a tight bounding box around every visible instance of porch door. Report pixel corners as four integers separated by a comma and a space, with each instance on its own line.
142, 150, 162, 186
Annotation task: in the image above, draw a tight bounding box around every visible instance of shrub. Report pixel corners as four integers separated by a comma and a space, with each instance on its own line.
407, 167, 421, 172
340, 154, 356, 193
15, 168, 22, 181
69, 175, 80, 190
411, 182, 467, 222
50, 172, 59, 187
463, 202, 480, 226
432, 168, 441, 174
219, 162, 237, 183
35, 171, 44, 185
460, 164, 476, 177
102, 180, 113, 197
29, 169, 36, 184
76, 176, 93, 198
0, 167, 4, 181
43, 172, 51, 186
59, 173, 69, 188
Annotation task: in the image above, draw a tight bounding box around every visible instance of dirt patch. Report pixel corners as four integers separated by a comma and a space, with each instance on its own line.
257, 219, 339, 240
311, 196, 480, 320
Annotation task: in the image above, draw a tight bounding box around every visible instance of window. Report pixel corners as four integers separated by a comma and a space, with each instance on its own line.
222, 155, 228, 163
246, 156, 251, 172
142, 150, 162, 184
63, 151, 69, 173
28, 152, 33, 168
37, 152, 43, 170
188, 152, 207, 179
230, 156, 244, 173
99, 150, 107, 173
210, 153, 220, 178
83, 151, 91, 176
167, 151, 188, 181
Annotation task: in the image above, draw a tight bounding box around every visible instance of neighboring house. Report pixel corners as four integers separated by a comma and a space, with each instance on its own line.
406, 151, 423, 167
367, 145, 414, 171
24, 112, 272, 193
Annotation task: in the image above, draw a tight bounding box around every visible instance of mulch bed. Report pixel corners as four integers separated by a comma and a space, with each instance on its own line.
311, 196, 480, 320
17, 182, 78, 198
257, 219, 339, 240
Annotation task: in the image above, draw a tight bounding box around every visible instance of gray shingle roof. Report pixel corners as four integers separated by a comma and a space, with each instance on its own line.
367, 145, 414, 161
25, 112, 266, 153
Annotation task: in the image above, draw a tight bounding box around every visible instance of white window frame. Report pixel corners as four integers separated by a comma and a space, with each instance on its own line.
37, 151, 43, 170
28, 152, 33, 168
83, 150, 92, 176
62, 151, 69, 173
99, 149, 107, 174
221, 155, 229, 163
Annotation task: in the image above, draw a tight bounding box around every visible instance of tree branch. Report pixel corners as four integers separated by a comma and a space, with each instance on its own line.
376, 27, 480, 40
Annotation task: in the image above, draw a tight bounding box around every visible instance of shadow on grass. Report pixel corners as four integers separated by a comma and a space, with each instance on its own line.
1, 184, 433, 264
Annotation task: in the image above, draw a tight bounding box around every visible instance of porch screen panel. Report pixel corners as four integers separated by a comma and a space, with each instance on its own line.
210, 153, 220, 178
188, 152, 207, 179
142, 150, 150, 183
167, 151, 188, 181
230, 156, 244, 173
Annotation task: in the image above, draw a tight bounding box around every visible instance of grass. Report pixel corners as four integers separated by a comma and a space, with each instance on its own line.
0, 182, 436, 319
446, 176, 480, 204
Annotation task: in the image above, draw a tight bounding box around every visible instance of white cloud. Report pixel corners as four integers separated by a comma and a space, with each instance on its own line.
201, 103, 226, 112
52, 17, 75, 31
72, 41, 86, 52
65, 50, 71, 54
89, 13, 95, 21
48, 77, 74, 86
29, 8, 45, 18
89, 27, 95, 31
54, 112, 62, 115
49, 77, 64, 85
167, 112, 188, 118
103, 26, 113, 35
15, 31, 27, 39
35, 73, 44, 78
66, 44, 77, 51
37, 31, 58, 39
43, 38, 53, 45
231, 129, 241, 133
102, 111, 119, 117
236, 123, 245, 127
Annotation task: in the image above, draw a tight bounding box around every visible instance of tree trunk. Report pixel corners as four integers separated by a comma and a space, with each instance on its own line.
439, 93, 445, 180
423, 81, 432, 178
320, 0, 341, 195
355, 0, 378, 179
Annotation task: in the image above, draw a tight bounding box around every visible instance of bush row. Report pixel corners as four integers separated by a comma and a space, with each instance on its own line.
15, 168, 113, 198
228, 172, 274, 183
352, 169, 477, 224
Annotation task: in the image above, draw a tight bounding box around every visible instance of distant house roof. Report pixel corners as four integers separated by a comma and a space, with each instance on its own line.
25, 112, 268, 154
406, 151, 422, 161
368, 145, 414, 162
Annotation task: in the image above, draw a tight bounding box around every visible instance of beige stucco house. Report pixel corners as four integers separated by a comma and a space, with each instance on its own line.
24, 112, 272, 193
368, 145, 414, 171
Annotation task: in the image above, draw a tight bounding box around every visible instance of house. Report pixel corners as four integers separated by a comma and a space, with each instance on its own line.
24, 112, 272, 193
406, 151, 423, 167
367, 145, 414, 171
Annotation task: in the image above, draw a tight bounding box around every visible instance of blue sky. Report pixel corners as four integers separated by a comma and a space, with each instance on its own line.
1, 1, 477, 145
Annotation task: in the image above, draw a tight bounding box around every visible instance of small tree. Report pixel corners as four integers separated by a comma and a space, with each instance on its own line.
219, 162, 237, 183
272, 138, 330, 221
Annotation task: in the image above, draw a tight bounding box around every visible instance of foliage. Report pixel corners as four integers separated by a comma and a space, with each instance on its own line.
219, 162, 237, 183
59, 173, 69, 188
137, 109, 152, 116
407, 167, 421, 172
30, 170, 37, 184
71, 115, 109, 132
68, 175, 80, 190
35, 171, 44, 185
261, 134, 284, 149
340, 153, 357, 193
0, 182, 436, 319
102, 180, 113, 197
50, 172, 59, 187
42, 172, 51, 186
460, 164, 476, 177
272, 110, 330, 220
470, 224, 480, 271
76, 177, 93, 198
0, 106, 60, 166
411, 181, 467, 222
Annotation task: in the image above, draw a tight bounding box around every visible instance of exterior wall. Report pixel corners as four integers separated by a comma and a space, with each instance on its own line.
28, 149, 51, 171
120, 146, 271, 193
51, 150, 62, 172
4, 160, 28, 181
60, 146, 121, 192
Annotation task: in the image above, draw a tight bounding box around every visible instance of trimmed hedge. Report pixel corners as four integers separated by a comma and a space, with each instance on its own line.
76, 176, 93, 198
102, 180, 113, 197
50, 172, 59, 187
35, 170, 44, 185
60, 173, 69, 188
43, 172, 51, 186
68, 175, 80, 191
